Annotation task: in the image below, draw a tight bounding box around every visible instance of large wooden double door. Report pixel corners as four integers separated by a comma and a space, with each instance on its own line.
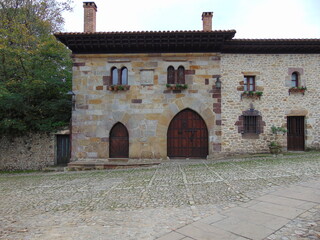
287, 116, 305, 151
167, 109, 208, 158
109, 123, 129, 158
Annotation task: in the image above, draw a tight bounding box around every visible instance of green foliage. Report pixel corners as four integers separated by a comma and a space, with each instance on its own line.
269, 141, 280, 147
242, 91, 263, 96
166, 84, 188, 89
0, 0, 73, 136
271, 125, 287, 134
290, 86, 307, 90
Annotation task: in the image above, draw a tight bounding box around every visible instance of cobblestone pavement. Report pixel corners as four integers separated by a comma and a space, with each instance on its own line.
0, 153, 320, 240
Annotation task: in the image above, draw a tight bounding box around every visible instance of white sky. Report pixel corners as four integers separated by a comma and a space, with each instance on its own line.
61, 0, 320, 39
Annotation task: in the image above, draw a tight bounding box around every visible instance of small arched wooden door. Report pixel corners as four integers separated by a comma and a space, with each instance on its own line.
109, 123, 129, 158
167, 109, 208, 158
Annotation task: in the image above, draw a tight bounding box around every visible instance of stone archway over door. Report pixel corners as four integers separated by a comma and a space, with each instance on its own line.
109, 123, 129, 158
167, 109, 208, 158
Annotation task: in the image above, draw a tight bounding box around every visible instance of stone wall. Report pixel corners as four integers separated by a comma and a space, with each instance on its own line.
71, 53, 221, 160
0, 133, 55, 170
220, 54, 320, 154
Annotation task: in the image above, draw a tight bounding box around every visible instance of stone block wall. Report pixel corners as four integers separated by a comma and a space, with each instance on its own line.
220, 54, 320, 154
0, 133, 55, 170
71, 53, 221, 160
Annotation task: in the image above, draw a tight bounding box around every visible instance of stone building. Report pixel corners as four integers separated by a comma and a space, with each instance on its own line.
55, 2, 320, 166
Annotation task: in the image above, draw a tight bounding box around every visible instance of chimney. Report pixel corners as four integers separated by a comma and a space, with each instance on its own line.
83, 2, 97, 32
202, 12, 213, 31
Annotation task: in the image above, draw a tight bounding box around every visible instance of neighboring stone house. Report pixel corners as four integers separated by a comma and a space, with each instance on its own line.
55, 2, 320, 166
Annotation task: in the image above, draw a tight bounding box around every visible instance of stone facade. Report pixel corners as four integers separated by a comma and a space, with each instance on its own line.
54, 3, 320, 163
221, 54, 320, 153
71, 53, 221, 160
69, 52, 320, 161
0, 133, 55, 170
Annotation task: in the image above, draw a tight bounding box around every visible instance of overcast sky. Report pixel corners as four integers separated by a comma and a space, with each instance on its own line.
61, 0, 320, 39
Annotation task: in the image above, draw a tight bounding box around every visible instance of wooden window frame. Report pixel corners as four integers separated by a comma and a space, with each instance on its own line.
291, 72, 299, 87
111, 66, 129, 85
244, 76, 255, 91
167, 66, 175, 84
121, 67, 128, 85
177, 66, 185, 84
111, 67, 118, 85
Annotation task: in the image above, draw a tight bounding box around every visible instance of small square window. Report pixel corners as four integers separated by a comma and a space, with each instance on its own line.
244, 76, 255, 91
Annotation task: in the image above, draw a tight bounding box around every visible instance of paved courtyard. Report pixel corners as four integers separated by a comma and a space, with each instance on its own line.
1, 153, 320, 240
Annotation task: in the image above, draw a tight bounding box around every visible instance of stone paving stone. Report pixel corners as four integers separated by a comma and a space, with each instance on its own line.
271, 187, 320, 203
256, 194, 318, 210
212, 216, 275, 239
156, 231, 186, 240
248, 201, 305, 219
221, 206, 289, 230
176, 221, 241, 240
198, 212, 227, 224
298, 180, 320, 189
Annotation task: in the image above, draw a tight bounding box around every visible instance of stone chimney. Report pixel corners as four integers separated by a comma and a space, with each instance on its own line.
83, 2, 97, 32
202, 12, 213, 31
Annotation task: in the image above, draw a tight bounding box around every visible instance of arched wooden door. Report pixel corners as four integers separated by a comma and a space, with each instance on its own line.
167, 109, 208, 158
109, 123, 129, 158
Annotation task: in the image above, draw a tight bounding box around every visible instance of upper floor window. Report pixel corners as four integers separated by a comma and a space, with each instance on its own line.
111, 66, 128, 85
121, 67, 128, 85
244, 76, 255, 91
167, 66, 175, 84
177, 66, 185, 84
112, 67, 118, 85
167, 66, 185, 84
291, 72, 298, 87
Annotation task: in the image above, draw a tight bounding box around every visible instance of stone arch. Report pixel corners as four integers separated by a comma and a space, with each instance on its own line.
109, 122, 129, 158
167, 108, 208, 158
156, 97, 216, 157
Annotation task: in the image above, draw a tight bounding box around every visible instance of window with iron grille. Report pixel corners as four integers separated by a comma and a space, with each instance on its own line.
243, 116, 259, 134
235, 107, 265, 138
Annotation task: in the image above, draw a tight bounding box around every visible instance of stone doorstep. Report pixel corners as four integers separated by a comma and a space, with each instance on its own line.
67, 159, 162, 171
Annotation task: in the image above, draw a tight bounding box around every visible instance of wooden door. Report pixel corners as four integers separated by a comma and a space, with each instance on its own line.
56, 135, 70, 165
110, 123, 129, 158
287, 116, 305, 151
167, 109, 208, 158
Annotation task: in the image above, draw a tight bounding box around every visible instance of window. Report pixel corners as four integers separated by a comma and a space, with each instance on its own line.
111, 67, 128, 85
243, 116, 258, 134
291, 72, 298, 87
244, 76, 255, 91
167, 66, 185, 84
167, 66, 175, 84
121, 67, 128, 85
112, 67, 118, 85
177, 66, 185, 84
235, 107, 266, 138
